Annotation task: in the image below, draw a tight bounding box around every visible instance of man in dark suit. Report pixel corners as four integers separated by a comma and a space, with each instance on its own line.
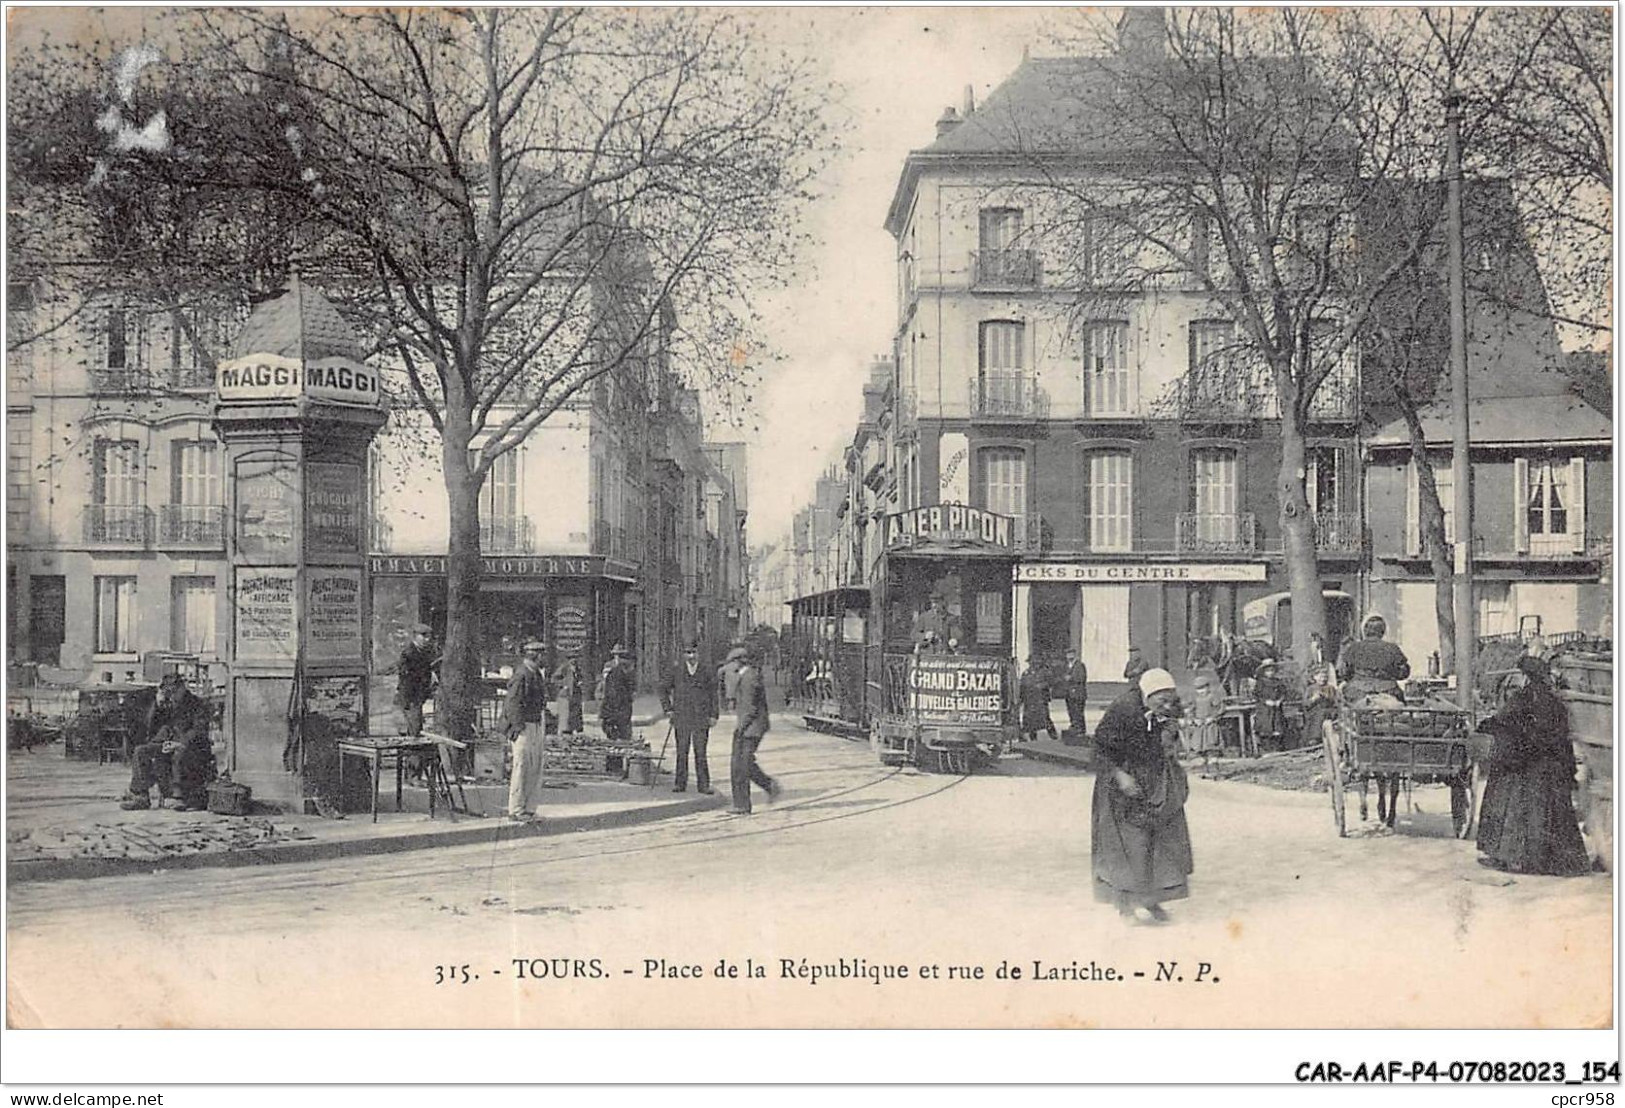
395, 623, 438, 737
729, 645, 780, 815
1062, 647, 1089, 745
120, 675, 214, 811
599, 643, 636, 744
661, 641, 718, 794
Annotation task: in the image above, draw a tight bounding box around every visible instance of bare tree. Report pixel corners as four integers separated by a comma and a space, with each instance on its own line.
9, 8, 833, 743
1018, 8, 1452, 668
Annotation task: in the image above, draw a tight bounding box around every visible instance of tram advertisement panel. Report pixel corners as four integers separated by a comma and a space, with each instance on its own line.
908, 655, 1004, 725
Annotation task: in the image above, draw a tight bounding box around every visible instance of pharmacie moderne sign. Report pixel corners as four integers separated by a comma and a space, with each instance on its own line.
885, 505, 1014, 550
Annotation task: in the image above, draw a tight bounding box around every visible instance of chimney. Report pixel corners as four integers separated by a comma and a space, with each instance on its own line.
963, 84, 976, 118
935, 106, 962, 139
1117, 5, 1166, 61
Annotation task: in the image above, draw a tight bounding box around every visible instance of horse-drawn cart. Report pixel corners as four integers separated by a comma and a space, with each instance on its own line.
1322, 700, 1475, 838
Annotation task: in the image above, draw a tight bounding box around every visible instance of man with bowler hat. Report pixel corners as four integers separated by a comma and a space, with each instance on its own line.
661, 640, 718, 793
503, 640, 550, 822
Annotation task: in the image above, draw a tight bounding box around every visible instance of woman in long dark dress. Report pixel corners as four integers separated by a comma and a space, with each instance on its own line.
1475, 655, 1590, 876
1092, 669, 1194, 923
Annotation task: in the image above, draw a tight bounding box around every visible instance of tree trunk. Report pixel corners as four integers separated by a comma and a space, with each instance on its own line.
1399, 400, 1456, 674
1279, 406, 1329, 671
440, 416, 483, 747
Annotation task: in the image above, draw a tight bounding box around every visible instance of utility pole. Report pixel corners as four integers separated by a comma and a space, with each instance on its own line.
1445, 90, 1475, 712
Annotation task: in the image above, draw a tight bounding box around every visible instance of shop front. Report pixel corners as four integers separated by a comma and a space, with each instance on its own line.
1012, 560, 1288, 686
368, 553, 641, 692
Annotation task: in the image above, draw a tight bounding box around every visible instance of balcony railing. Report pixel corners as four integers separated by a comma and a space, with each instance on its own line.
481, 515, 535, 554
83, 505, 152, 546
1176, 511, 1258, 554
89, 367, 151, 394
971, 373, 1049, 419
971, 248, 1040, 288
1313, 511, 1362, 554
1178, 368, 1273, 420
157, 504, 224, 548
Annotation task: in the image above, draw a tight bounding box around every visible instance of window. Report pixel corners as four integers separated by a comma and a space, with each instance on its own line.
1086, 450, 1133, 551
1432, 463, 1456, 545
1190, 447, 1239, 543
94, 439, 144, 506
105, 306, 130, 370
171, 577, 217, 654
1188, 320, 1236, 375
1083, 321, 1132, 416
1305, 446, 1340, 515
8, 413, 30, 538
95, 576, 137, 653
978, 321, 1026, 412
1406, 458, 1456, 555
975, 590, 1005, 646
481, 450, 518, 521
979, 447, 1027, 523
1526, 459, 1570, 543
1083, 215, 1128, 281
172, 441, 221, 506
980, 208, 1023, 252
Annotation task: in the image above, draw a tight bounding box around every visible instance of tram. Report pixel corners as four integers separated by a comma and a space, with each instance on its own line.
786, 505, 1022, 772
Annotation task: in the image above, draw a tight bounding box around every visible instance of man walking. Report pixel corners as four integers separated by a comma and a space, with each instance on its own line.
729, 645, 780, 815
598, 643, 636, 744
661, 640, 718, 794
120, 675, 214, 811
503, 640, 550, 822
1062, 647, 1089, 745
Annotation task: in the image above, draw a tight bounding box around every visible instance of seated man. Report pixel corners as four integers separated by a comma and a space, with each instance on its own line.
121, 675, 215, 811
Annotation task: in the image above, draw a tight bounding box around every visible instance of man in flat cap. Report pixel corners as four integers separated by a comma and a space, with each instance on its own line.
395, 622, 438, 737
661, 640, 718, 793
503, 640, 550, 822
598, 643, 636, 745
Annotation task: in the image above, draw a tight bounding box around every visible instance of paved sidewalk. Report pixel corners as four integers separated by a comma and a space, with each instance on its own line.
6, 715, 722, 883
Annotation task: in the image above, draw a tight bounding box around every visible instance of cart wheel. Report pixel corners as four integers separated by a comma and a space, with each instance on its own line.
1450, 771, 1475, 840
1321, 724, 1347, 838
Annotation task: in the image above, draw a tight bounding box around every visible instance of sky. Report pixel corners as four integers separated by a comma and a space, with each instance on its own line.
738, 7, 1057, 545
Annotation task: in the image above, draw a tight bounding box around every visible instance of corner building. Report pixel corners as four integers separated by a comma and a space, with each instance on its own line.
882, 47, 1361, 687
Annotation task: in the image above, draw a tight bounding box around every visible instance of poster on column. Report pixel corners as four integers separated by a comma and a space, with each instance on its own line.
234, 567, 298, 663
306, 568, 365, 664
234, 458, 300, 562
305, 463, 363, 554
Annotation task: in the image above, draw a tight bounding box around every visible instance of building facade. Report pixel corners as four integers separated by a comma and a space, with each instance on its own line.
883, 48, 1361, 685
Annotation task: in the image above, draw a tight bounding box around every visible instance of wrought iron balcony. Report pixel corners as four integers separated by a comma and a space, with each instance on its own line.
88, 367, 151, 394
481, 515, 535, 554
971, 373, 1049, 419
157, 504, 224, 548
83, 505, 152, 546
1313, 511, 1362, 554
1176, 511, 1258, 554
971, 248, 1040, 288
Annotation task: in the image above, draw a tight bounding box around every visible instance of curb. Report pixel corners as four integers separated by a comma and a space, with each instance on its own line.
9, 792, 726, 884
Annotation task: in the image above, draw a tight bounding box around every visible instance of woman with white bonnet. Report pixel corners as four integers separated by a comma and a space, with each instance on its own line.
1091, 667, 1195, 924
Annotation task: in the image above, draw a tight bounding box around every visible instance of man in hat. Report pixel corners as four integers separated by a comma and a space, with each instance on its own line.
718, 644, 748, 712
1122, 644, 1150, 683
503, 640, 550, 821
1018, 658, 1058, 743
120, 675, 214, 811
729, 644, 780, 814
394, 623, 438, 738
1091, 668, 1194, 925
1061, 646, 1089, 745
551, 650, 585, 735
661, 641, 718, 793
599, 643, 636, 745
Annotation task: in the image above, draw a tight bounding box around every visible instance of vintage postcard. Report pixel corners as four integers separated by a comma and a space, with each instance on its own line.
3, 3, 1615, 1084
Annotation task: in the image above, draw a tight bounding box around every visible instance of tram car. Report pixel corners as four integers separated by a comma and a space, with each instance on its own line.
786, 504, 1023, 772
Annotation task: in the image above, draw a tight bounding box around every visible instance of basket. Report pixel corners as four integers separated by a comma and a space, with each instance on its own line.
207, 779, 253, 816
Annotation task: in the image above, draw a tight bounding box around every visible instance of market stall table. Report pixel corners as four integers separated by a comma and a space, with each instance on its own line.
337, 734, 467, 822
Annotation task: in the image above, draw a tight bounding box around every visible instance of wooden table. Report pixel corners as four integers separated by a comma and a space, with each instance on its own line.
337, 735, 466, 822
1219, 702, 1258, 758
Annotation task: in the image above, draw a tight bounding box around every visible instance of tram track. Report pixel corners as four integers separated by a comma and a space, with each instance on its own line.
6, 754, 973, 923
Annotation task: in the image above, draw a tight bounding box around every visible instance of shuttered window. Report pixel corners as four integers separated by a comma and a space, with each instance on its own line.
1083, 321, 1132, 416
172, 441, 220, 506
1190, 448, 1238, 544
171, 576, 217, 654
1086, 450, 1133, 552
94, 440, 144, 506
94, 576, 137, 653
979, 447, 1027, 523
